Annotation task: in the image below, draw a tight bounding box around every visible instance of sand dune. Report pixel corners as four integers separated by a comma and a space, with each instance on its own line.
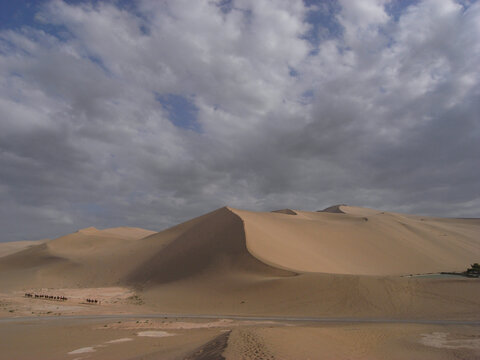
233, 205, 480, 275
0, 239, 49, 258
125, 207, 291, 287
0, 226, 156, 289
0, 205, 479, 319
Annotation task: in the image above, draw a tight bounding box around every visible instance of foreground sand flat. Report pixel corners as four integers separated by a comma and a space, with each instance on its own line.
1, 316, 479, 360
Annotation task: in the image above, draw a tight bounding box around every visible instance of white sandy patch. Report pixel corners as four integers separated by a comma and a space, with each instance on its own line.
68, 346, 96, 354
67, 338, 132, 356
420, 332, 480, 350
105, 338, 133, 344
137, 331, 175, 338
101, 318, 277, 330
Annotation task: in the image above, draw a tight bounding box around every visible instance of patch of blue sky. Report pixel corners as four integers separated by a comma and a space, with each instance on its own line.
385, 0, 420, 20
156, 93, 201, 133
216, 0, 234, 14
302, 0, 343, 50
0, 0, 74, 45
289, 66, 299, 78
0, 1, 45, 30
299, 89, 315, 105
384, 0, 477, 21
86, 53, 114, 77
215, 0, 253, 25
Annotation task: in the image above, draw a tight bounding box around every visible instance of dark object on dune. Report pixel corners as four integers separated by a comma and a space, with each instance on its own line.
318, 204, 346, 214
272, 209, 297, 215
466, 263, 480, 277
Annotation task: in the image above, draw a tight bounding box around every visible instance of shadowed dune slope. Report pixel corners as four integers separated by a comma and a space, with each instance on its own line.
232, 206, 480, 275
319, 204, 346, 213
125, 207, 292, 287
0, 208, 292, 290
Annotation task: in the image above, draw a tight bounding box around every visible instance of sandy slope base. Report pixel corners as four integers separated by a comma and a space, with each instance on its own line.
141, 273, 480, 320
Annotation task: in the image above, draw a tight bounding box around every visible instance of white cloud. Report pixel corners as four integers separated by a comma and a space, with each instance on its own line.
0, 0, 479, 241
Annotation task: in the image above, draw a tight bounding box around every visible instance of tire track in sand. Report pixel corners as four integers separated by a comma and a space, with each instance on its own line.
183, 330, 231, 360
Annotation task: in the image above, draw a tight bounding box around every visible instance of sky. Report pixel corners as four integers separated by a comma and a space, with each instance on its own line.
0, 0, 479, 242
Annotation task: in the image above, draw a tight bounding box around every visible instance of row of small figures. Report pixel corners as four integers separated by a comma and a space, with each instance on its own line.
86, 298, 99, 303
24, 293, 68, 301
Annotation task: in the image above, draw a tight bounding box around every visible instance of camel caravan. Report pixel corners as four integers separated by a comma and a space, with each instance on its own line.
24, 293, 67, 301
24, 293, 100, 304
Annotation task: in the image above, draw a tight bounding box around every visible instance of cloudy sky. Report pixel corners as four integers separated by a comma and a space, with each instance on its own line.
1, 0, 479, 242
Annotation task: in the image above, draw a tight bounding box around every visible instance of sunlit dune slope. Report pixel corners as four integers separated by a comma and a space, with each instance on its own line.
232, 205, 480, 275
0, 226, 156, 289
47, 226, 156, 257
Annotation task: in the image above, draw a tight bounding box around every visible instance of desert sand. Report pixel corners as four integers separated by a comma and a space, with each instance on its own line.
0, 205, 479, 359
0, 239, 49, 258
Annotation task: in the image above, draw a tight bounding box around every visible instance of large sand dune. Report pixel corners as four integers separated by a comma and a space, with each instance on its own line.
234, 205, 480, 275
0, 205, 479, 319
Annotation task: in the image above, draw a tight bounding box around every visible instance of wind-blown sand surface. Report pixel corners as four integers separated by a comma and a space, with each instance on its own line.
0, 205, 479, 359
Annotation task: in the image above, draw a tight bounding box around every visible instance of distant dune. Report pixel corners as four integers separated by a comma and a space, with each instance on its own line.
0, 205, 479, 318
0, 239, 49, 258
0, 226, 156, 289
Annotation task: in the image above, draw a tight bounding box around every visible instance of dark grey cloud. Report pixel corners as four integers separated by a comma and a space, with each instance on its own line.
0, 0, 479, 242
